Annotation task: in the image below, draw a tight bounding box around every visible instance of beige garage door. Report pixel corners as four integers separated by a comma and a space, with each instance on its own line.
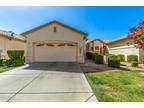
34, 44, 77, 62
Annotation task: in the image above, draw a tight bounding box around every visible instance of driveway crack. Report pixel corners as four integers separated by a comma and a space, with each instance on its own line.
6, 72, 43, 102
84, 94, 94, 102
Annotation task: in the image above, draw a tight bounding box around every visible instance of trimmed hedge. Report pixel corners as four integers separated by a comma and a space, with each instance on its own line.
127, 55, 138, 63
7, 50, 25, 67
7, 50, 24, 60
108, 54, 120, 68
0, 59, 7, 66
0, 59, 4, 66
131, 61, 138, 67
95, 53, 103, 64
92, 53, 96, 61
86, 52, 104, 64
118, 54, 125, 62
86, 52, 93, 60
5, 59, 13, 67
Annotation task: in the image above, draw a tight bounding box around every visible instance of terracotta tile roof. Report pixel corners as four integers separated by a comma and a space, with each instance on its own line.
86, 40, 93, 43
102, 40, 111, 43
87, 39, 109, 44
107, 35, 127, 44
0, 30, 26, 42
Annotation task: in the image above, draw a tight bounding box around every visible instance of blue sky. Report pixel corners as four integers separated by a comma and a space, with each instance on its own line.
0, 6, 144, 40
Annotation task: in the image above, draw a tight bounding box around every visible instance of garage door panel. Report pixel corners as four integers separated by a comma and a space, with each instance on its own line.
35, 56, 76, 62
34, 45, 77, 62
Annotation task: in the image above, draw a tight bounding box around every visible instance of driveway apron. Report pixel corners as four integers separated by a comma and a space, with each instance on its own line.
0, 62, 97, 102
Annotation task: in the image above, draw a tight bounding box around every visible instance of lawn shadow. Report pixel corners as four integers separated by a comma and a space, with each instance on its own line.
80, 64, 118, 73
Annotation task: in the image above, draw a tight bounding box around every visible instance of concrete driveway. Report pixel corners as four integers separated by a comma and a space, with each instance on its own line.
0, 62, 97, 102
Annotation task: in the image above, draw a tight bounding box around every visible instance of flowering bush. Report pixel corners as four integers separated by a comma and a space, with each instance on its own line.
127, 20, 144, 49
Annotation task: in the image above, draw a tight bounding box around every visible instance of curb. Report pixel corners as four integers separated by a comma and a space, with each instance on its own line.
0, 64, 29, 74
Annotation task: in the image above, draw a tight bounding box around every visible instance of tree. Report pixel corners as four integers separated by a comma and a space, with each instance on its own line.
127, 20, 144, 50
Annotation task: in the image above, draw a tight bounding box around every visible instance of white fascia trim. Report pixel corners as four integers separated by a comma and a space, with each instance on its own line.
109, 45, 138, 50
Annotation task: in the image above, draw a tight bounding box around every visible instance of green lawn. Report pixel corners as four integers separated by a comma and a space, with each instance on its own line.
0, 68, 12, 73
85, 70, 144, 102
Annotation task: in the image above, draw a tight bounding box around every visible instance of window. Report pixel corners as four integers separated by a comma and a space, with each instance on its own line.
95, 46, 99, 50
36, 44, 44, 47
127, 42, 133, 46
46, 44, 54, 46
57, 43, 65, 46
67, 43, 76, 46
54, 26, 57, 32
91, 47, 93, 51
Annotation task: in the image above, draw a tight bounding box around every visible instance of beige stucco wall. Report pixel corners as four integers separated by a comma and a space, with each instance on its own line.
86, 40, 106, 55
25, 22, 85, 63
139, 48, 144, 63
87, 40, 103, 52
0, 35, 26, 59
108, 38, 143, 62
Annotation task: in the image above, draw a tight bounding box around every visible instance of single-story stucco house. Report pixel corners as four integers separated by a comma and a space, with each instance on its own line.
21, 20, 87, 63
0, 30, 26, 59
107, 36, 144, 63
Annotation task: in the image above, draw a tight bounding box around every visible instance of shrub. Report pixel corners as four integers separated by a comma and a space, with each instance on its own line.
131, 61, 138, 67
108, 54, 120, 68
127, 55, 138, 63
95, 54, 103, 64
0, 59, 7, 66
7, 50, 25, 67
0, 59, 4, 66
6, 58, 25, 67
91, 53, 97, 61
118, 54, 125, 62
13, 58, 25, 67
86, 52, 93, 59
7, 50, 24, 60
5, 59, 13, 67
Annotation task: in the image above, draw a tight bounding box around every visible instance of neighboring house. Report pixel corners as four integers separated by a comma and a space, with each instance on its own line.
21, 20, 87, 63
0, 30, 26, 59
107, 36, 144, 63
86, 39, 108, 55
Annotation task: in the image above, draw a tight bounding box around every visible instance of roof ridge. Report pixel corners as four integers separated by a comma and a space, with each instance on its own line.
21, 20, 87, 36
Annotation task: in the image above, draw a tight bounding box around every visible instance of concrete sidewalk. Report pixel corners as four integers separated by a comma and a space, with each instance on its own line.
0, 62, 97, 102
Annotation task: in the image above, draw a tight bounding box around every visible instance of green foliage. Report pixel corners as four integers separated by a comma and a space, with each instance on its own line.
6, 50, 25, 67
127, 20, 144, 50
5, 59, 13, 67
86, 52, 104, 64
85, 70, 144, 101
86, 52, 93, 59
118, 54, 125, 62
0, 68, 12, 73
0, 59, 4, 66
0, 60, 3, 66
127, 55, 138, 63
108, 54, 120, 68
95, 53, 103, 64
13, 59, 25, 67
0, 59, 7, 66
91, 53, 96, 61
7, 50, 24, 60
131, 61, 138, 67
